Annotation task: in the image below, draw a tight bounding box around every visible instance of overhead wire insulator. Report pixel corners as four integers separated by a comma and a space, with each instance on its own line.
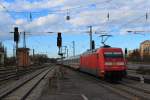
146, 12, 148, 21
66, 15, 70, 20
66, 9, 70, 20
107, 12, 110, 21
29, 12, 32, 22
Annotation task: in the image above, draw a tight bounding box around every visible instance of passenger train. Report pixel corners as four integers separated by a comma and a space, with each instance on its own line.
59, 45, 127, 81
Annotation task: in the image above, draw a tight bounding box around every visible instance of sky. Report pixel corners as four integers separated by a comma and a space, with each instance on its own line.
0, 0, 150, 58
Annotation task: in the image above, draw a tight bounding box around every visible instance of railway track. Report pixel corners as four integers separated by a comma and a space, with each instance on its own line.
120, 79, 150, 94
0, 67, 17, 83
0, 65, 48, 84
99, 81, 150, 100
127, 70, 150, 84
0, 66, 55, 100
76, 69, 150, 100
111, 81, 150, 100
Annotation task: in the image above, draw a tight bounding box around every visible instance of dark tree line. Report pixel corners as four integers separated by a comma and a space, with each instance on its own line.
128, 49, 150, 62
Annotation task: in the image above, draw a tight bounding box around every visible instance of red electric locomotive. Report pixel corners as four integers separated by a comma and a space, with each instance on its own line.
62, 46, 127, 81
80, 46, 127, 80
62, 35, 127, 80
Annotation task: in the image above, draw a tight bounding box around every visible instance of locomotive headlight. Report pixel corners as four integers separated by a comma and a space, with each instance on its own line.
116, 62, 124, 65
105, 62, 113, 65
105, 62, 124, 66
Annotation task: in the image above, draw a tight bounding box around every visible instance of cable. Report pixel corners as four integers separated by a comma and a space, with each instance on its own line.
98, 0, 149, 32
0, 3, 16, 19
119, 14, 146, 29
58, 0, 113, 12
0, 0, 113, 15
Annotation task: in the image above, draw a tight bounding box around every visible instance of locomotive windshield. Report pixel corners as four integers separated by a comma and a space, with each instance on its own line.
104, 52, 123, 58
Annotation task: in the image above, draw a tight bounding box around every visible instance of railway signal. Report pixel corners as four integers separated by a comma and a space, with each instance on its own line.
92, 40, 95, 50
125, 48, 127, 55
57, 32, 63, 56
11, 27, 20, 79
125, 48, 128, 59
14, 27, 19, 43
57, 32, 62, 48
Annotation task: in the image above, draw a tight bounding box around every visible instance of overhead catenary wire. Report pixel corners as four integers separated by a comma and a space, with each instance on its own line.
85, 0, 150, 33
0, 0, 113, 24
0, 3, 17, 20
0, 0, 146, 27
103, 4, 150, 34
0, 0, 148, 22
0, 1, 149, 35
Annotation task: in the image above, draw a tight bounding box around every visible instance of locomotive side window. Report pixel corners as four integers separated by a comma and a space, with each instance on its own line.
104, 52, 123, 58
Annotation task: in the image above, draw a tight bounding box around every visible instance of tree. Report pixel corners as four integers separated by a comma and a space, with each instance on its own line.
128, 49, 141, 62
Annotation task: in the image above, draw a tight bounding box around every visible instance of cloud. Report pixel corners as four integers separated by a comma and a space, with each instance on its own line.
0, 11, 15, 40
0, 0, 150, 58
2, 0, 65, 11
0, 0, 149, 38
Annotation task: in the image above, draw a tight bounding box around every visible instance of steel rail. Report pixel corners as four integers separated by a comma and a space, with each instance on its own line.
0, 67, 50, 99
21, 66, 54, 100
74, 68, 150, 100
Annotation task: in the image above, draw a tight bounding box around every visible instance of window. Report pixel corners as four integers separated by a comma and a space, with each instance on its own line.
104, 52, 123, 58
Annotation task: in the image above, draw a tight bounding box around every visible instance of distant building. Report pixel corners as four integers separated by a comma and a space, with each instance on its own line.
17, 48, 30, 67
127, 50, 134, 57
140, 40, 150, 58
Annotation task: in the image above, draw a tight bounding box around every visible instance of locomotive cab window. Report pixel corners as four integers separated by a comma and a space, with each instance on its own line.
104, 52, 123, 58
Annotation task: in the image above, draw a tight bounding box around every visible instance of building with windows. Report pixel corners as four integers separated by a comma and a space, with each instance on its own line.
140, 40, 150, 58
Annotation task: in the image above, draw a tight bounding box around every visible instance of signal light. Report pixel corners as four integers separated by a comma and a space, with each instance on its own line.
58, 32, 61, 37
66, 9, 70, 20
66, 15, 70, 20
57, 38, 62, 47
57, 32, 62, 47
125, 48, 127, 55
92, 40, 95, 50
14, 27, 19, 42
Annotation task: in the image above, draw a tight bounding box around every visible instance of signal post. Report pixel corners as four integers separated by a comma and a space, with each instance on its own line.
57, 32, 63, 59
57, 32, 65, 78
13, 27, 20, 79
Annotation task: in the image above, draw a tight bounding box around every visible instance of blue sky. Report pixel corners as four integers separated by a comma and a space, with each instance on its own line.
0, 0, 150, 58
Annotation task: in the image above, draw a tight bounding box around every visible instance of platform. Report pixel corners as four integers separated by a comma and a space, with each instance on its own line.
39, 67, 127, 100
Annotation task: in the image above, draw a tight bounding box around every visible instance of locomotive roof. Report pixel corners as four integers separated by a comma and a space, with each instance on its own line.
82, 49, 98, 55
82, 47, 122, 55
63, 47, 122, 60
82, 45, 111, 55
63, 55, 80, 60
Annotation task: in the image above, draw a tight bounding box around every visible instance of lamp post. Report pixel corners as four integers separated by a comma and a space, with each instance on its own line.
62, 46, 68, 58
72, 41, 75, 57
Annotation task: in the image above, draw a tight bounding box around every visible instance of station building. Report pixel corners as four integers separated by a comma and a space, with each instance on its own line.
140, 40, 150, 58
17, 48, 30, 67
